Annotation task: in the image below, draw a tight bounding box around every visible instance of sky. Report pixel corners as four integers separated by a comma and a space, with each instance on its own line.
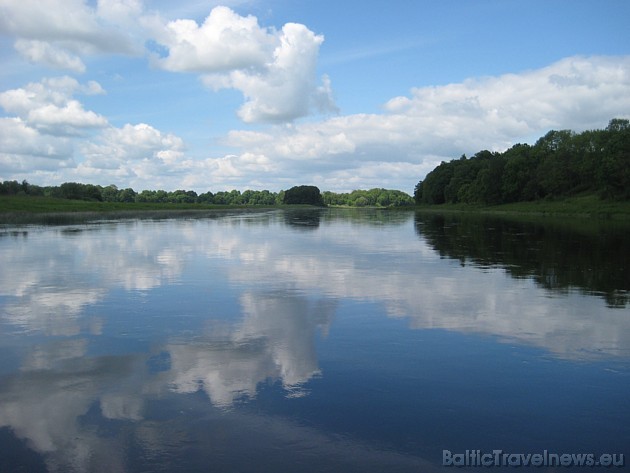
1, 0, 629, 194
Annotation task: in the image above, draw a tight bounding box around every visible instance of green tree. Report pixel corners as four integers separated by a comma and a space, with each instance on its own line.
354, 196, 369, 207
420, 161, 454, 204
59, 182, 102, 201
275, 190, 285, 205
283, 185, 324, 205
197, 191, 214, 203
444, 155, 481, 203
599, 118, 630, 199
414, 181, 423, 204
101, 185, 119, 202
534, 130, 579, 197
501, 144, 535, 202
118, 188, 137, 203
0, 180, 22, 195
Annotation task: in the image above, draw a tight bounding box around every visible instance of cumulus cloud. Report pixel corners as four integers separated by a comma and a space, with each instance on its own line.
1, 1, 336, 124
14, 39, 87, 73
0, 76, 108, 135
96, 0, 144, 25
203, 23, 337, 123
0, 77, 95, 174
52, 54, 630, 192
221, 55, 630, 191
155, 7, 337, 123
2, 51, 629, 192
0, 76, 191, 186
154, 6, 273, 73
0, 118, 75, 173
383, 55, 630, 148
72, 121, 197, 191
0, 118, 72, 159
122, 152, 280, 193
0, 0, 142, 70
79, 123, 185, 175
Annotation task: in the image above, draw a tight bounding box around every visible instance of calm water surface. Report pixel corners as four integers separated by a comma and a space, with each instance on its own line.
0, 209, 628, 472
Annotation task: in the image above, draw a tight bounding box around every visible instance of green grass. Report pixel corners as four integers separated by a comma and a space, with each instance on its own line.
2, 194, 629, 225
0, 195, 235, 213
0, 195, 271, 224
414, 194, 630, 219
0, 195, 332, 224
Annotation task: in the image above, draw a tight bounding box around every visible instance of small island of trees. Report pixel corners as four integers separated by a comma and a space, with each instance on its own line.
283, 185, 325, 206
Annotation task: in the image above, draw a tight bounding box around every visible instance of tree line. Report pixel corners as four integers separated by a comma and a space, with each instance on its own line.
0, 181, 414, 208
414, 118, 630, 205
0, 181, 284, 205
323, 188, 414, 207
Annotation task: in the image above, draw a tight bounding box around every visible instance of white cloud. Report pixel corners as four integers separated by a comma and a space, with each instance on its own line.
156, 7, 337, 123
96, 0, 143, 25
0, 77, 192, 186
79, 123, 185, 172
73, 122, 197, 191
209, 23, 337, 123
227, 124, 356, 160
220, 55, 630, 191
99, 123, 184, 160
155, 6, 273, 73
0, 76, 108, 135
0, 0, 143, 71
0, 118, 75, 173
14, 39, 86, 72
383, 55, 630, 147
1, 54, 629, 193
0, 0, 101, 41
0, 118, 71, 158
27, 100, 108, 134
1, 2, 338, 125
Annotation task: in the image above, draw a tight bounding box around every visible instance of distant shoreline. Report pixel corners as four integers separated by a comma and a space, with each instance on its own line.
1, 194, 629, 225
0, 196, 337, 224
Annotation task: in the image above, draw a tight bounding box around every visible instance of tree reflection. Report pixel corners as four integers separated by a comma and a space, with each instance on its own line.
414, 212, 630, 308
283, 208, 323, 229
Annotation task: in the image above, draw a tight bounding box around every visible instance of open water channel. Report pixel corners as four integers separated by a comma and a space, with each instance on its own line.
0, 209, 628, 472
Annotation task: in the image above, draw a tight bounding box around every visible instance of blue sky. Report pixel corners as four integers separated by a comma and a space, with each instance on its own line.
1, 0, 629, 193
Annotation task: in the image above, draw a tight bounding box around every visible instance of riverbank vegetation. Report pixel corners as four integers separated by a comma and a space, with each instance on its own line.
415, 195, 630, 219
322, 188, 414, 207
414, 118, 630, 207
0, 181, 414, 214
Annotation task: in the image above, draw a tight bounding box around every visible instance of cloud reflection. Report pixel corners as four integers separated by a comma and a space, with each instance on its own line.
0, 210, 628, 471
166, 292, 334, 406
1, 211, 628, 356
0, 345, 138, 472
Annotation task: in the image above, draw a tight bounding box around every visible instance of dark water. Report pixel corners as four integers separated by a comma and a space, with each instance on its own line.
0, 209, 628, 472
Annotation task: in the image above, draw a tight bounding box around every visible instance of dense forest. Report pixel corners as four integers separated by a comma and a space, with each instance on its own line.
414, 118, 630, 205
0, 180, 414, 208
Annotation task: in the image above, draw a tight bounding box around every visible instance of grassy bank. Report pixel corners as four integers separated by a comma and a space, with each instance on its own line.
0, 195, 274, 224
0, 195, 241, 213
0, 195, 333, 224
414, 194, 630, 219
2, 194, 629, 224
